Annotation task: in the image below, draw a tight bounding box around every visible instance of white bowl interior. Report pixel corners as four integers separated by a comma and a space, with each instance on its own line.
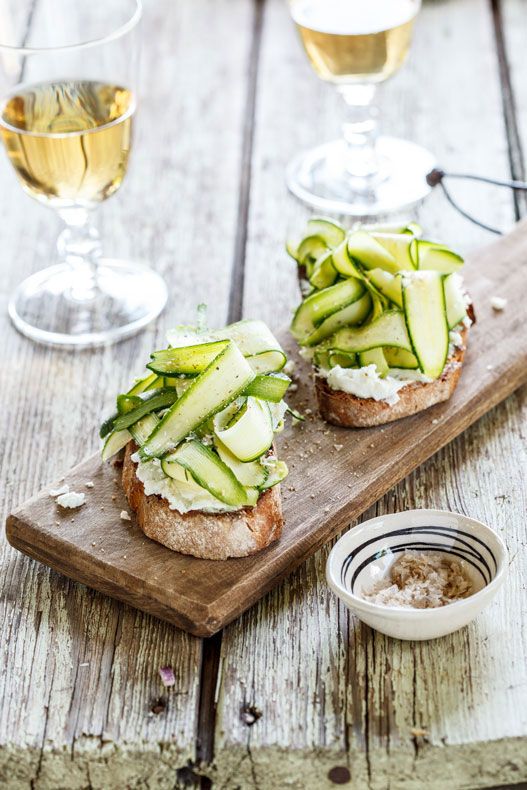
330, 511, 504, 607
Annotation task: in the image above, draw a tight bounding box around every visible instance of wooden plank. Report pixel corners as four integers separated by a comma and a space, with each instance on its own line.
214, 0, 525, 786
7, 220, 527, 642
500, 0, 527, 216
0, 0, 254, 785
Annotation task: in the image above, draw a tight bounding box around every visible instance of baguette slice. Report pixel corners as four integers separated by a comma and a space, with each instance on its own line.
122, 443, 283, 560
315, 326, 468, 428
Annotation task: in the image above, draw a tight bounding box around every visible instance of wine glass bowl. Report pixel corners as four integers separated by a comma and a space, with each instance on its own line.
287, 0, 435, 216
0, 0, 167, 348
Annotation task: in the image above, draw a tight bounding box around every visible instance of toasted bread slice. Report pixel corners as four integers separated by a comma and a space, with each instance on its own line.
315, 327, 468, 428
122, 443, 283, 559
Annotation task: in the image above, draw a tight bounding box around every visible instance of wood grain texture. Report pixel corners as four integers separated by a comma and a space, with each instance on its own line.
213, 0, 527, 787
7, 220, 527, 641
0, 0, 254, 786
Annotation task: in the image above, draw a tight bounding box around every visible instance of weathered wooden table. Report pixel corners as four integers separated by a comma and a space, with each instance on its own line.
1, 0, 526, 787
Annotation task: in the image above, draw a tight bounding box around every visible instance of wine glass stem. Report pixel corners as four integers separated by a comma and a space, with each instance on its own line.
56, 207, 102, 302
338, 83, 380, 182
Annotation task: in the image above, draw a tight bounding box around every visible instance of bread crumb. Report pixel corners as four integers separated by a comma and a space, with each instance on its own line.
85, 481, 94, 488
490, 296, 507, 311
411, 727, 428, 738
120, 510, 132, 521
333, 444, 343, 451
486, 364, 494, 371
432, 418, 438, 425
362, 551, 473, 608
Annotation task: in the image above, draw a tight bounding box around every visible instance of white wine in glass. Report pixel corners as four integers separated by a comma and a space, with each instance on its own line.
0, 0, 167, 348
1, 80, 134, 207
287, 0, 435, 216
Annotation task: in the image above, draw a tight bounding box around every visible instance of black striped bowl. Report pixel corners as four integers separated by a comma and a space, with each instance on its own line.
326, 510, 508, 641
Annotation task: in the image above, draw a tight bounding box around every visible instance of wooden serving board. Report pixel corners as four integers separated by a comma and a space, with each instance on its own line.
6, 224, 527, 637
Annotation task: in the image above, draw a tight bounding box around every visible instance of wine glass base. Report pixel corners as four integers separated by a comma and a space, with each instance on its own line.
286, 136, 436, 216
8, 259, 168, 349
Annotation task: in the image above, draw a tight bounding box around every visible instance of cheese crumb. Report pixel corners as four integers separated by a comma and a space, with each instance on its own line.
49, 484, 69, 497
120, 510, 132, 521
56, 491, 86, 509
490, 296, 507, 311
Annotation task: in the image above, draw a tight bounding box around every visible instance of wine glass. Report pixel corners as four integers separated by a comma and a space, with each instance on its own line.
0, 0, 167, 348
287, 0, 435, 216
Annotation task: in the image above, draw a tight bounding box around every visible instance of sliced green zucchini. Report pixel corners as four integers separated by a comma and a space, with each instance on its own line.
371, 233, 416, 271
246, 349, 287, 374
402, 272, 449, 379
116, 393, 142, 415
213, 396, 273, 462
113, 388, 179, 431
129, 413, 160, 446
358, 348, 389, 377
127, 372, 162, 396
309, 250, 338, 289
212, 320, 286, 372
329, 310, 413, 354
140, 341, 255, 459
259, 459, 289, 490
384, 347, 419, 369
163, 440, 250, 507
361, 221, 422, 237
285, 238, 299, 261
444, 273, 467, 329
243, 372, 291, 402
214, 437, 268, 487
161, 452, 216, 489
297, 235, 328, 267
313, 348, 331, 369
291, 278, 365, 341
332, 239, 367, 280
102, 429, 131, 461
347, 230, 400, 274
147, 340, 228, 376
369, 290, 387, 321
415, 241, 464, 273
366, 269, 403, 308
328, 351, 357, 368
100, 412, 118, 439
404, 221, 423, 237
306, 217, 346, 247
303, 291, 371, 347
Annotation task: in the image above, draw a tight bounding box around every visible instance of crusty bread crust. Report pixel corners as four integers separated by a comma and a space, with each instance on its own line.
315, 327, 468, 428
122, 443, 283, 560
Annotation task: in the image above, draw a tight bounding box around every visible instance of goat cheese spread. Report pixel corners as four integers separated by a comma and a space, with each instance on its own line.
323, 364, 432, 406
132, 452, 238, 514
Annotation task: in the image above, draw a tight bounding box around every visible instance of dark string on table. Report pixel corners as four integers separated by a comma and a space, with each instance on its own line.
426, 168, 527, 235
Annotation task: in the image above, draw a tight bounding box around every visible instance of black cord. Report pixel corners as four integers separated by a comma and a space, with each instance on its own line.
426, 168, 527, 235
438, 180, 503, 236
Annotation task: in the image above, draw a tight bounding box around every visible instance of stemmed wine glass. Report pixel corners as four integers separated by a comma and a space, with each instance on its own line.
287, 0, 435, 216
0, 0, 167, 347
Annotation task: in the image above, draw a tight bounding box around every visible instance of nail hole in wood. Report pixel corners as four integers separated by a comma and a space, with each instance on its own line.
328, 766, 351, 784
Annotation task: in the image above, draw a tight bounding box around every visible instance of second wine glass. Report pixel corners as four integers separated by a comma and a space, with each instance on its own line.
287, 0, 435, 216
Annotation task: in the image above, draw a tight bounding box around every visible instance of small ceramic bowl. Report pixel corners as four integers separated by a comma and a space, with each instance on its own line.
326, 509, 508, 641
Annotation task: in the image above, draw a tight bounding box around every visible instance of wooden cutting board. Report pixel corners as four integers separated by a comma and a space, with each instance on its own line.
6, 222, 527, 636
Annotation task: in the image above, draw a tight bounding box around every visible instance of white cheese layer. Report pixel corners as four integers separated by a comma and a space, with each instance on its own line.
323, 364, 432, 406
132, 452, 238, 514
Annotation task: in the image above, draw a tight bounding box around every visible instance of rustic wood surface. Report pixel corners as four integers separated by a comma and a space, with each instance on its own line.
0, 0, 526, 788
7, 218, 527, 641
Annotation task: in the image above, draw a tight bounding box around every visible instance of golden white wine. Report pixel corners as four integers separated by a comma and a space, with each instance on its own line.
292, 0, 417, 84
0, 80, 134, 209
